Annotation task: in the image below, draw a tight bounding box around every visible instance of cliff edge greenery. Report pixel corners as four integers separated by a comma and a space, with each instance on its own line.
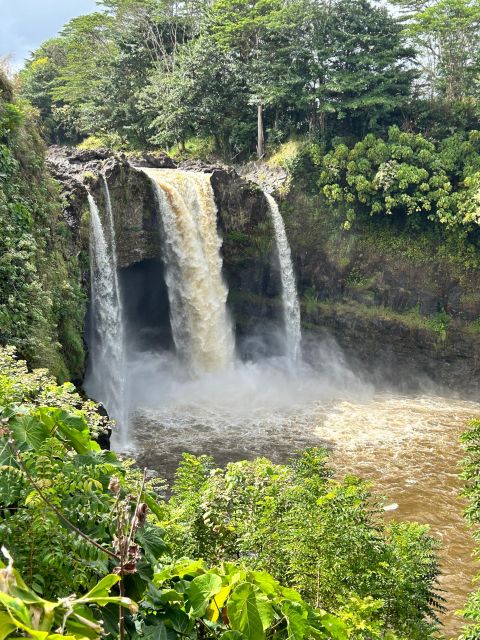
0, 346, 442, 639
0, 71, 85, 382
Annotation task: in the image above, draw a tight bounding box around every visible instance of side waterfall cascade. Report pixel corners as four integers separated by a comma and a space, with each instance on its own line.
85, 182, 128, 441
141, 168, 235, 375
264, 192, 302, 361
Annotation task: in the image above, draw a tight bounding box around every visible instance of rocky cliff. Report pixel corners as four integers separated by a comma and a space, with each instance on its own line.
48, 147, 480, 393
47, 147, 283, 346
281, 187, 480, 393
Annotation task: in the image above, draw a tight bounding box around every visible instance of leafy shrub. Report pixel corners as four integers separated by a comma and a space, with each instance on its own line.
78, 132, 127, 150
164, 452, 442, 638
0, 552, 136, 640
0, 346, 353, 639
459, 419, 480, 639
141, 560, 349, 639
0, 346, 165, 598
316, 126, 480, 232
0, 344, 445, 638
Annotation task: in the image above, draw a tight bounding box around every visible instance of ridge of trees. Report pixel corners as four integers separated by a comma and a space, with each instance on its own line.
18, 0, 480, 158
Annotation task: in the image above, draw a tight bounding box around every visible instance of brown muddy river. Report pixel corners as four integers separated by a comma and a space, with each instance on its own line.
125, 380, 479, 636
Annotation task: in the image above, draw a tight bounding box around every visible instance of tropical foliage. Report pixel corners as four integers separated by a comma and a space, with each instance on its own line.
18, 0, 415, 155
0, 71, 85, 380
0, 346, 443, 638
311, 127, 480, 230
163, 452, 442, 639
459, 419, 480, 639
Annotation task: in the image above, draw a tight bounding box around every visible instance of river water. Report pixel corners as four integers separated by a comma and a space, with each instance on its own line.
127, 371, 479, 636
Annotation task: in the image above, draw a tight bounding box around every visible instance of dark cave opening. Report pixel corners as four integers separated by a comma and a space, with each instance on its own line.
119, 258, 173, 352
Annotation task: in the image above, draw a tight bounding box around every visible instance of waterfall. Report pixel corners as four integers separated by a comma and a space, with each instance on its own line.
264, 192, 302, 361
85, 183, 127, 441
142, 168, 235, 375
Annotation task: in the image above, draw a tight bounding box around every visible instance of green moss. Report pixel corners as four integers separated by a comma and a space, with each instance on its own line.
0, 78, 86, 380
466, 318, 480, 335
305, 298, 448, 335
225, 230, 251, 244
169, 136, 216, 162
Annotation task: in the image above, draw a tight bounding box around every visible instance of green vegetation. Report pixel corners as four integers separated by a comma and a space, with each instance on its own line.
13, 0, 415, 156
164, 453, 441, 639
459, 419, 480, 638
4, 1, 480, 638
0, 71, 85, 381
0, 345, 443, 638
312, 127, 480, 231
15, 0, 480, 162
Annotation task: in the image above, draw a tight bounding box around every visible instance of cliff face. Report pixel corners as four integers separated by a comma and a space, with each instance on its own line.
47, 147, 283, 344
48, 147, 480, 393
0, 102, 85, 381
281, 187, 480, 393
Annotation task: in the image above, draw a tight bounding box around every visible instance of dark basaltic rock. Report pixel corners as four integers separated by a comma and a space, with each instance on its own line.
93, 403, 112, 451
279, 184, 480, 394
47, 146, 283, 342
303, 303, 480, 394
129, 151, 177, 169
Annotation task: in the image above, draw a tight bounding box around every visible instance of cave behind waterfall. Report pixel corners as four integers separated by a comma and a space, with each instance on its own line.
119, 258, 172, 353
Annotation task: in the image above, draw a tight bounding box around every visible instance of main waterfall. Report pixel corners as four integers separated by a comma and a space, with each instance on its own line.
142, 168, 235, 375
264, 192, 302, 361
85, 181, 127, 440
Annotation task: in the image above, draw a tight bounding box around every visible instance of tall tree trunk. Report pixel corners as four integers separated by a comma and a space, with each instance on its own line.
319, 111, 326, 137
257, 104, 265, 159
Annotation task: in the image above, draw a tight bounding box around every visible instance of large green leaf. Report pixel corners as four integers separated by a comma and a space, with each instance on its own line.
10, 414, 49, 450
141, 622, 178, 640
80, 574, 120, 600
250, 571, 279, 597
317, 612, 348, 640
0, 593, 31, 626
167, 607, 192, 635
0, 611, 17, 640
185, 572, 223, 617
36, 408, 98, 454
76, 573, 136, 612
154, 559, 205, 585
227, 582, 272, 640
136, 525, 167, 564
281, 601, 308, 640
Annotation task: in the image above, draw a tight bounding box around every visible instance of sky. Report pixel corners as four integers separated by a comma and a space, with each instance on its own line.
0, 0, 99, 70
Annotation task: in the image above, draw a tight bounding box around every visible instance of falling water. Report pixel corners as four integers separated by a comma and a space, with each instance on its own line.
264, 192, 301, 360
142, 168, 235, 375
85, 185, 127, 441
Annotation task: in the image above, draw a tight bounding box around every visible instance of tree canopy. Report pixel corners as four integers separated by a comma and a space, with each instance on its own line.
18, 0, 429, 156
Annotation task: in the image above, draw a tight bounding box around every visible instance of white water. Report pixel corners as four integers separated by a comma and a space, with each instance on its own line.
85, 186, 127, 442
265, 192, 302, 361
141, 168, 235, 375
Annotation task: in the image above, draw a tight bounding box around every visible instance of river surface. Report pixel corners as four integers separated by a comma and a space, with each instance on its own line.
124, 374, 479, 636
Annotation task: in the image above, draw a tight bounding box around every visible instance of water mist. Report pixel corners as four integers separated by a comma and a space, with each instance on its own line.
85, 181, 128, 445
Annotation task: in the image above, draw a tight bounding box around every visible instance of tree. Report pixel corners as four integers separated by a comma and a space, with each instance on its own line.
306, 0, 416, 139
140, 36, 250, 154
19, 39, 72, 143
392, 0, 480, 105
50, 13, 118, 137
207, 0, 306, 158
